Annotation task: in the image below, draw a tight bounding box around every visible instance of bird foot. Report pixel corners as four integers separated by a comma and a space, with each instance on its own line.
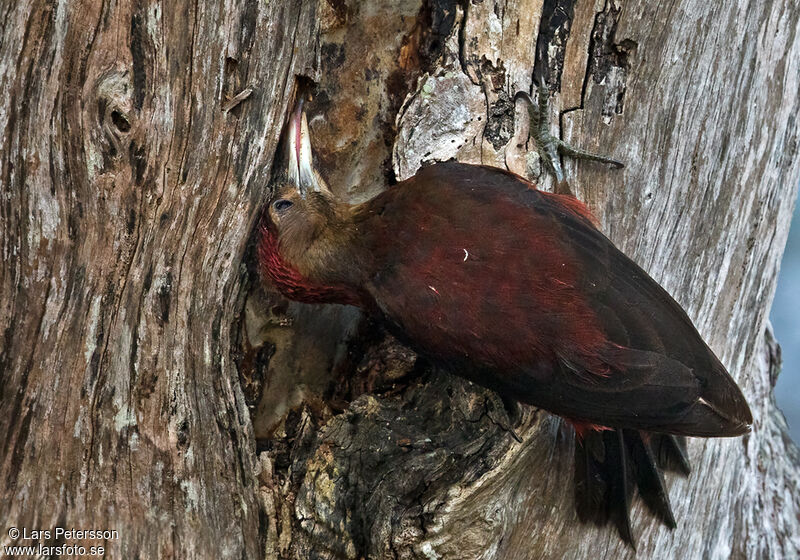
514, 82, 624, 186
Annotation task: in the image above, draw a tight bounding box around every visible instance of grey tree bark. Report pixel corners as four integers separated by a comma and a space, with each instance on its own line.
1, 1, 799, 560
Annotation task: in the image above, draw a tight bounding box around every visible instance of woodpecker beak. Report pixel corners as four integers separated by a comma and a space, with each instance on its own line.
286, 95, 331, 198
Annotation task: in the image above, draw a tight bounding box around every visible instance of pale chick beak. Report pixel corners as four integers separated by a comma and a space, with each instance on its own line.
286, 95, 332, 198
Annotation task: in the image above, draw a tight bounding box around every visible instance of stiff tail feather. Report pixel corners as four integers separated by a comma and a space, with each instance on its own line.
573, 427, 690, 548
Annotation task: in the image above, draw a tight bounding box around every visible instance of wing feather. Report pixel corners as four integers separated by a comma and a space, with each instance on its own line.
360, 162, 751, 435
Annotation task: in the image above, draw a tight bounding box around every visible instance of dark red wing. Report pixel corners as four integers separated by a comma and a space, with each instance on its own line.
359, 162, 751, 436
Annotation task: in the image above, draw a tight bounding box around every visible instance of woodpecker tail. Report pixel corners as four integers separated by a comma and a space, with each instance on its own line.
573, 427, 691, 548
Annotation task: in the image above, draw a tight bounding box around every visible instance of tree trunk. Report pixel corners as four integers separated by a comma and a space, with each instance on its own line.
0, 1, 319, 557
2, 1, 799, 560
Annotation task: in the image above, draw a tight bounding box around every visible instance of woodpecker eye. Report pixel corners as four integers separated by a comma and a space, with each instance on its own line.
273, 199, 293, 213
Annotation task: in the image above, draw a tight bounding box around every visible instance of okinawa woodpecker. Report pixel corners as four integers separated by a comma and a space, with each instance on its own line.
257, 88, 753, 546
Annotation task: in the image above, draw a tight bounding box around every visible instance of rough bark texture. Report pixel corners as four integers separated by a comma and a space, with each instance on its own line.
2, 1, 800, 560
0, 1, 319, 557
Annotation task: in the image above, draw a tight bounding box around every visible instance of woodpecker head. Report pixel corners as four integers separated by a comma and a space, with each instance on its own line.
260, 91, 363, 299
267, 93, 339, 238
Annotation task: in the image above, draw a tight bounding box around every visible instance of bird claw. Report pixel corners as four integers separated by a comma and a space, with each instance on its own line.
515, 82, 624, 185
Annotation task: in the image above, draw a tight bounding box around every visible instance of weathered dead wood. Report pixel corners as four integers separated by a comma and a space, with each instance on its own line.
0, 1, 319, 557
2, 0, 800, 559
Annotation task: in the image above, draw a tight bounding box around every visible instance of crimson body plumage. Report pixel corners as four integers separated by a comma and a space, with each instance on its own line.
258, 95, 752, 545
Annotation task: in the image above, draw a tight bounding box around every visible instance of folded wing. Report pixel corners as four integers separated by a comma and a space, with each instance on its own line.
360, 162, 752, 437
